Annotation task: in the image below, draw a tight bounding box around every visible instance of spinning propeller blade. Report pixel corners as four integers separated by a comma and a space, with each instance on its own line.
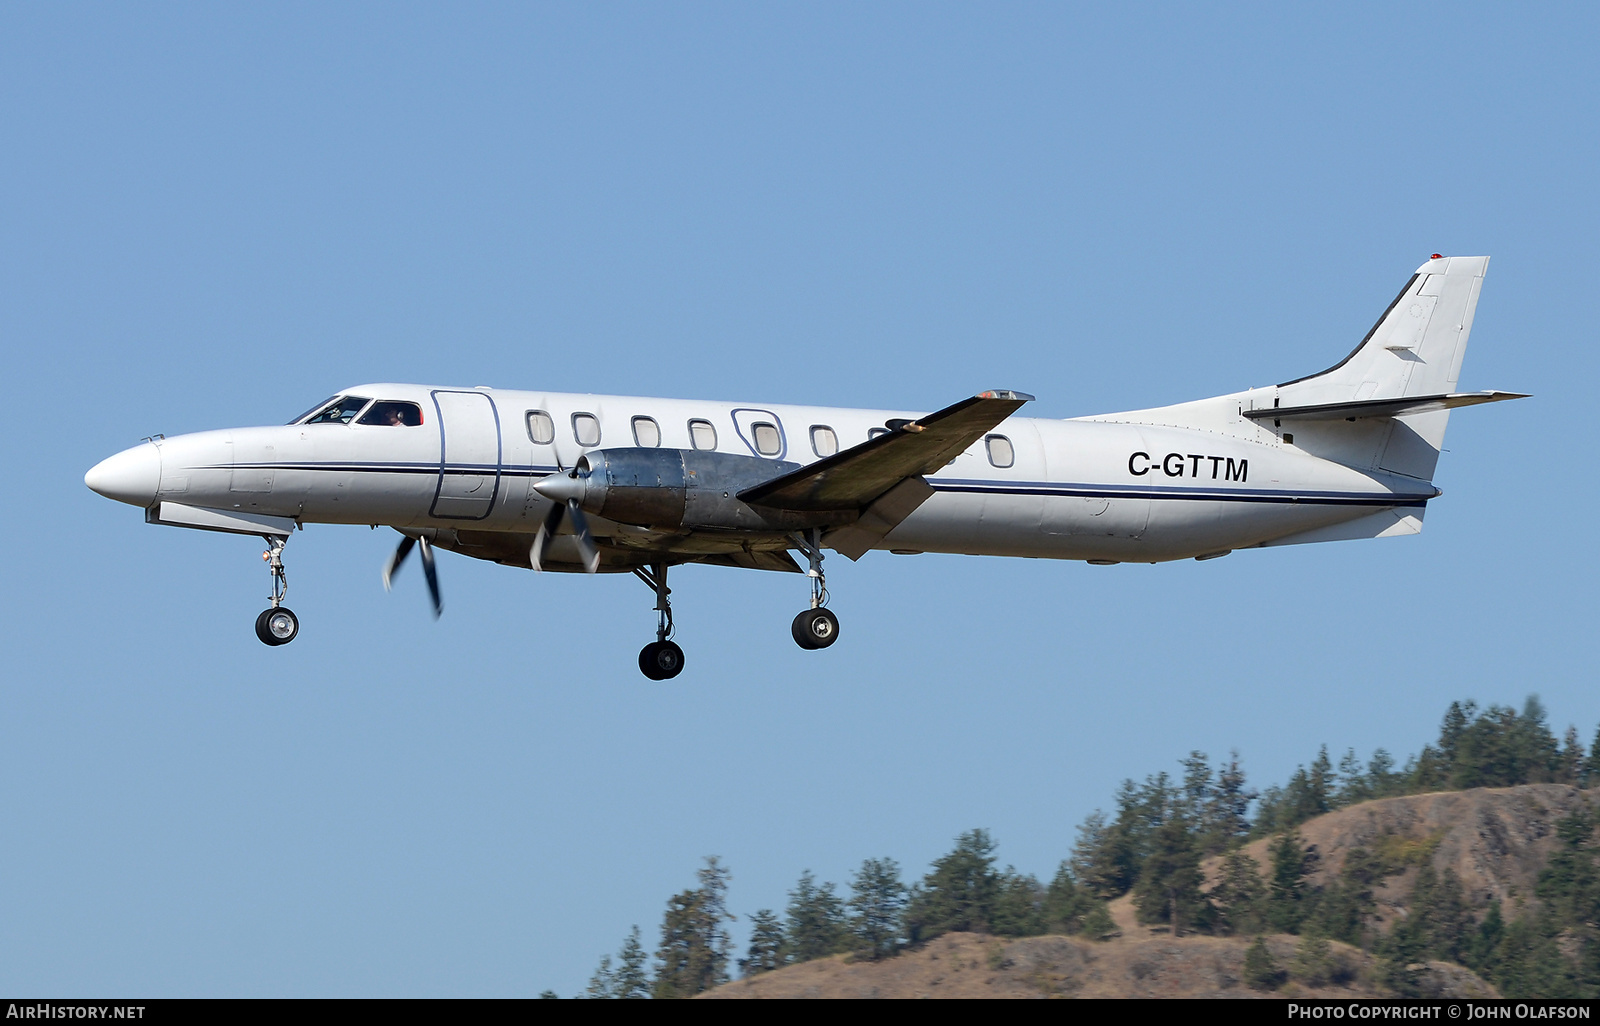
383, 535, 415, 591
565, 500, 601, 575
383, 532, 442, 617
419, 537, 442, 617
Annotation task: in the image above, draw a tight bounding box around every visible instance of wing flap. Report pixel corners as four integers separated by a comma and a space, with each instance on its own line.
738, 390, 1033, 511
1242, 390, 1528, 422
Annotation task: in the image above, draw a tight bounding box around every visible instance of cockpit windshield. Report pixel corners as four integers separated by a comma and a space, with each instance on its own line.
301, 396, 373, 425
357, 401, 424, 426
288, 396, 340, 425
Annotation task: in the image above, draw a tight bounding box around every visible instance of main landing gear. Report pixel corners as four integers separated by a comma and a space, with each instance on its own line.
790, 529, 840, 651
629, 534, 840, 677
634, 563, 683, 680
254, 535, 299, 646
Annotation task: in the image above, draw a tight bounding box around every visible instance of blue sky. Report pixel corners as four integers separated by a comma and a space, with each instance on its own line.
2, 2, 1594, 996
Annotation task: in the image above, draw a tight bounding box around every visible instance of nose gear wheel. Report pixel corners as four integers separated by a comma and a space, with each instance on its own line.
255, 535, 300, 647
256, 607, 299, 646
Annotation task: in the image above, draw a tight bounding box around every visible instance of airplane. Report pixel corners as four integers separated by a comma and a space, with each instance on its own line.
85, 255, 1524, 678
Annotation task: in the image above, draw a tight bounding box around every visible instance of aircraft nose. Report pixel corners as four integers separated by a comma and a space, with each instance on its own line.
85, 442, 162, 507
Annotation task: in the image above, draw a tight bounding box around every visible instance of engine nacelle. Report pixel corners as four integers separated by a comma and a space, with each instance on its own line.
542, 448, 842, 532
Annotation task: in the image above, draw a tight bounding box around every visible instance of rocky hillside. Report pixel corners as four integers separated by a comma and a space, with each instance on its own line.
704, 929, 1492, 999
708, 784, 1594, 999
1217, 783, 1599, 927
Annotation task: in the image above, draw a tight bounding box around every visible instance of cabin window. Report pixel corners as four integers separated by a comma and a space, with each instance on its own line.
751, 422, 781, 457
303, 396, 372, 425
810, 425, 838, 457
868, 427, 890, 441
632, 416, 661, 447
689, 419, 717, 450
357, 401, 423, 427
986, 434, 1015, 468
572, 413, 602, 447
526, 411, 555, 444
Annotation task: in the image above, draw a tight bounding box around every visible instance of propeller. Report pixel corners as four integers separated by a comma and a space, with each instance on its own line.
531, 471, 601, 574
382, 533, 443, 618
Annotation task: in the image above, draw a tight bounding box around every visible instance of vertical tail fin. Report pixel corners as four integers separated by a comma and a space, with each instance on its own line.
1281, 255, 1489, 404
1279, 256, 1490, 482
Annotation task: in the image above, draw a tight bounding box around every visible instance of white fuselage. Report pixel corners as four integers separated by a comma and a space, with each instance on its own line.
116, 382, 1436, 569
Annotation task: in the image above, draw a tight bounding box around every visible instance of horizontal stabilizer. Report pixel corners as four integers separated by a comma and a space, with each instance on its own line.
739, 390, 1032, 512
1242, 390, 1528, 423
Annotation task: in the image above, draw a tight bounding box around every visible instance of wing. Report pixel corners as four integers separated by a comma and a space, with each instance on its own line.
739, 390, 1033, 560
738, 390, 1033, 511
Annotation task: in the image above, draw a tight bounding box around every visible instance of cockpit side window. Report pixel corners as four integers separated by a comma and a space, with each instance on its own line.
357, 401, 424, 426
289, 396, 341, 425
303, 396, 373, 424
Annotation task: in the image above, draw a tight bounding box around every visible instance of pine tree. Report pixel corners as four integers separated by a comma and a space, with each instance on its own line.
784, 870, 849, 963
1313, 847, 1379, 946
1178, 751, 1213, 827
1043, 861, 1094, 935
1132, 813, 1209, 936
1244, 935, 1283, 990
1559, 725, 1586, 785
1291, 930, 1333, 986
1210, 751, 1256, 847
847, 858, 906, 959
652, 856, 734, 999
613, 926, 651, 998
905, 829, 1004, 940
1079, 902, 1117, 940
1367, 748, 1400, 797
739, 910, 785, 977
1209, 850, 1266, 936
585, 954, 615, 999
1069, 810, 1125, 899
1308, 746, 1335, 815
1335, 748, 1369, 807
1267, 831, 1318, 933
1439, 700, 1474, 778
1469, 900, 1504, 971
990, 869, 1045, 937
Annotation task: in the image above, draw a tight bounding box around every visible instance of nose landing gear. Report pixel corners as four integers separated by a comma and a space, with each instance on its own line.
254, 535, 299, 646
790, 530, 840, 650
634, 563, 683, 680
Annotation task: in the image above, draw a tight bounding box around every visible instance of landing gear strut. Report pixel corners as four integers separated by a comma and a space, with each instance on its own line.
634, 562, 683, 680
790, 529, 840, 650
254, 535, 299, 646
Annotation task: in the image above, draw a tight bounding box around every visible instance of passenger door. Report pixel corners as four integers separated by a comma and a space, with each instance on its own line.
431, 390, 502, 520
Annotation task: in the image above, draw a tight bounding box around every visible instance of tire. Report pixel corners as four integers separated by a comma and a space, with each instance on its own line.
651, 640, 685, 679
639, 642, 664, 679
792, 608, 840, 650
255, 607, 299, 646
639, 641, 684, 680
